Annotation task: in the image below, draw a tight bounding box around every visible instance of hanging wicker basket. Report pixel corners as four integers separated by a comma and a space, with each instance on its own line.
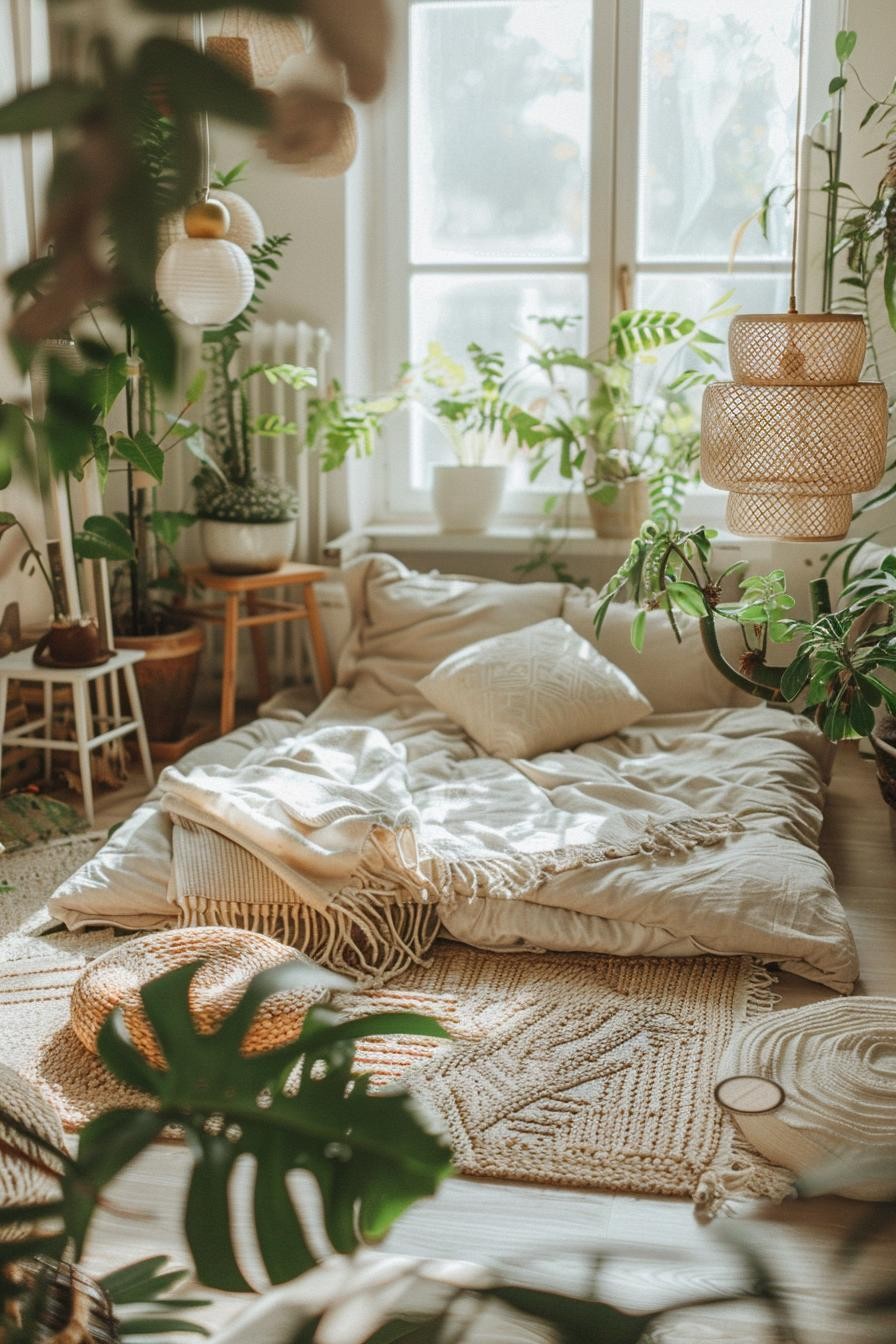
701, 313, 888, 541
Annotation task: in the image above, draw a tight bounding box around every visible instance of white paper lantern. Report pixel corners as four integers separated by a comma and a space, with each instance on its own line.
155, 238, 255, 327
158, 190, 264, 258
214, 189, 265, 252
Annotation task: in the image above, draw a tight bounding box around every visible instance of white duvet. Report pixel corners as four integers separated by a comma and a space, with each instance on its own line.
48, 555, 859, 993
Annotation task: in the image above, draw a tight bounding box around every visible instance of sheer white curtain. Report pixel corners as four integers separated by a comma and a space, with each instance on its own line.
0, 0, 51, 398
0, 0, 52, 625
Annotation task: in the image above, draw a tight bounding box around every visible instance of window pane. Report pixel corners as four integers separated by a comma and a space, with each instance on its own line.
408, 271, 588, 490
638, 0, 801, 261
409, 1, 592, 264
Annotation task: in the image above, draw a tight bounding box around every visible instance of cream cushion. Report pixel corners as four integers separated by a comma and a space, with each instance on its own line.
336, 554, 569, 712
418, 617, 653, 758
563, 592, 755, 713
718, 997, 896, 1200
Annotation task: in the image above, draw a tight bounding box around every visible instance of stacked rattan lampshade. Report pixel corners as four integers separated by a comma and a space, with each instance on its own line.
701, 313, 888, 540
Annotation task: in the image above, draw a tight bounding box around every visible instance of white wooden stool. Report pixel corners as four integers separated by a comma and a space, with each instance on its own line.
0, 648, 154, 825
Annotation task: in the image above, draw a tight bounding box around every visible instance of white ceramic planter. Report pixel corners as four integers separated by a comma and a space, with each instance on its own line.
200, 519, 297, 575
431, 464, 507, 533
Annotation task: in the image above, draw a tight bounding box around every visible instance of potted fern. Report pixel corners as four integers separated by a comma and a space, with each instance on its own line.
190, 233, 318, 574
401, 342, 549, 533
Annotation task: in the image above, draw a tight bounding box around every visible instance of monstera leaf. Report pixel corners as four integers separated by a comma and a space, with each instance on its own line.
74, 960, 453, 1292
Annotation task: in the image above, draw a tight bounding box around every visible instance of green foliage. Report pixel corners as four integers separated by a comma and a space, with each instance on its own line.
193, 233, 318, 514
73, 514, 137, 563
307, 382, 403, 472
400, 340, 548, 464
81, 959, 452, 1290
0, 510, 65, 619
114, 431, 164, 483
594, 525, 896, 742
0, 403, 28, 489
99, 1255, 211, 1340
716, 569, 797, 644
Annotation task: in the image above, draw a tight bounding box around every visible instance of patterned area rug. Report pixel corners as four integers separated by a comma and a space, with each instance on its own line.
0, 888, 779, 1212
0, 836, 784, 1210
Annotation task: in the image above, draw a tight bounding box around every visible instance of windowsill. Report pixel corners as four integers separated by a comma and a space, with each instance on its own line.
361, 521, 751, 554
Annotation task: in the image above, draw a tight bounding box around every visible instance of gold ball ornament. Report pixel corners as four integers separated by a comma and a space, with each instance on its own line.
158, 190, 264, 257
184, 198, 232, 239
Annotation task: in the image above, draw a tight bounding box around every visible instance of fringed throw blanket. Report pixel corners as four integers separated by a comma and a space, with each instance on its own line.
161, 724, 744, 980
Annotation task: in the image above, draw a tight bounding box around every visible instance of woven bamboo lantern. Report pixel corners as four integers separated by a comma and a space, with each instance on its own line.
700, 0, 887, 542
205, 8, 307, 88
701, 314, 888, 541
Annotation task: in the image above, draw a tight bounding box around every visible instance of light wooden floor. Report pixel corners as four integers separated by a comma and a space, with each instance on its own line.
73, 744, 895, 1342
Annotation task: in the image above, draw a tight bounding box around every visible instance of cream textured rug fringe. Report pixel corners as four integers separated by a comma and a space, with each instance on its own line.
0, 882, 786, 1213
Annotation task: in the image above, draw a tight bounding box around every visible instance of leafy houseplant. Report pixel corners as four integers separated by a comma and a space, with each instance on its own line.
524, 304, 728, 555
593, 521, 896, 754
0, 0, 390, 739
0, 957, 452, 1341
399, 341, 550, 533
192, 232, 319, 575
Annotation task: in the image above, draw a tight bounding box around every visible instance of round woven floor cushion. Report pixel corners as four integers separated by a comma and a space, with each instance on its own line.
0, 1062, 66, 1233
71, 927, 320, 1070
722, 996, 896, 1200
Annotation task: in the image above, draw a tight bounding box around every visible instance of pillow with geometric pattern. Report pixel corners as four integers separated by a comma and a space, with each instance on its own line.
418, 617, 653, 759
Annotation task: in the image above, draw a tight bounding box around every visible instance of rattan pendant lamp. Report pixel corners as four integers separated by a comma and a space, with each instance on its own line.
700, 1, 887, 541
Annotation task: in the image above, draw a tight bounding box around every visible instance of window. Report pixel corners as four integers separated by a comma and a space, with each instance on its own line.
373, 0, 833, 523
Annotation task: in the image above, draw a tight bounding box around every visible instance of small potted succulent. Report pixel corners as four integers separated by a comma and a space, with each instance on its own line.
401, 342, 548, 533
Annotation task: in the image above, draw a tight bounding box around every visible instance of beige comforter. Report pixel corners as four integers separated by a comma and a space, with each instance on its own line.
48, 555, 859, 992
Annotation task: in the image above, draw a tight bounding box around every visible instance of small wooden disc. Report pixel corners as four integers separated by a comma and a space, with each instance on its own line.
714, 1074, 786, 1114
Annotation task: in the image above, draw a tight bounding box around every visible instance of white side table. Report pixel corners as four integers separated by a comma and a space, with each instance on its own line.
0, 648, 154, 825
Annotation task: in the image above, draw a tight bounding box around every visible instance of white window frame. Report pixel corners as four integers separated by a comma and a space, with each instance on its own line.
366, 0, 841, 528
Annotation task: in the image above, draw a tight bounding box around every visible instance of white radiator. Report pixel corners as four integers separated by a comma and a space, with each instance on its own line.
157, 318, 334, 693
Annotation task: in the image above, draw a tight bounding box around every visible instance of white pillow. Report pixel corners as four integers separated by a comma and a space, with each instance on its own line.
562, 593, 754, 714
417, 617, 653, 758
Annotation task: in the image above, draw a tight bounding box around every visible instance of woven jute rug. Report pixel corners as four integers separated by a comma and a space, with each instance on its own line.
1, 876, 779, 1212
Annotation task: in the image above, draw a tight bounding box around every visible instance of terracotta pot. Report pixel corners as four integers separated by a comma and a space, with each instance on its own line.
115, 620, 204, 743
200, 518, 297, 575
586, 477, 651, 539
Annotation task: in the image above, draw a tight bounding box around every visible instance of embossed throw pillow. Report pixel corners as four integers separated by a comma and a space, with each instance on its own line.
418, 617, 653, 758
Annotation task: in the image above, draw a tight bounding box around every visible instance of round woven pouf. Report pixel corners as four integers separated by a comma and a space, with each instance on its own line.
718, 997, 896, 1200
71, 927, 321, 1070
0, 1063, 66, 1234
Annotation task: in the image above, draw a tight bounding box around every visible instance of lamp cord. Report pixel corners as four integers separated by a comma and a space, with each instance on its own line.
195, 12, 211, 201
789, 0, 808, 314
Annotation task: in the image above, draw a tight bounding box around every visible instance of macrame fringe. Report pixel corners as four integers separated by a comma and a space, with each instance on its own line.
176, 891, 441, 982
694, 1128, 796, 1218
436, 812, 744, 908
693, 959, 795, 1218
172, 809, 744, 983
